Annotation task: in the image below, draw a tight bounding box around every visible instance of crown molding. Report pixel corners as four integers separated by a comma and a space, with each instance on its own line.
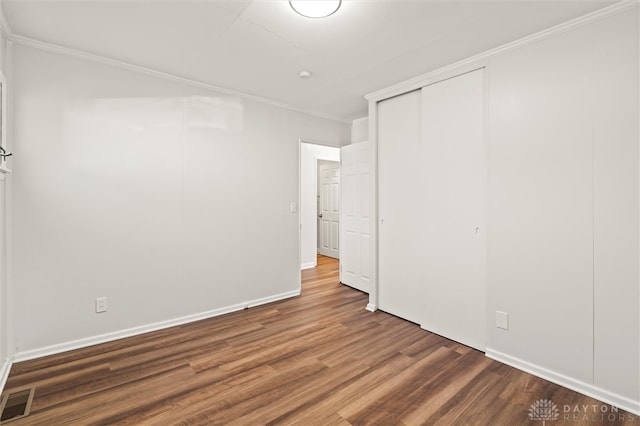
366, 0, 639, 103
9, 34, 351, 125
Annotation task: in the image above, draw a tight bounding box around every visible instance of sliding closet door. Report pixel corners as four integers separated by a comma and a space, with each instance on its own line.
420, 69, 486, 350
377, 90, 423, 324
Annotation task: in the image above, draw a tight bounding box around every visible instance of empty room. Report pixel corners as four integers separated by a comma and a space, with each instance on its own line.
0, 0, 637, 424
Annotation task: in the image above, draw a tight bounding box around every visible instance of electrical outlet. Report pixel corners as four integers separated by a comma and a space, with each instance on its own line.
96, 297, 107, 313
496, 311, 509, 330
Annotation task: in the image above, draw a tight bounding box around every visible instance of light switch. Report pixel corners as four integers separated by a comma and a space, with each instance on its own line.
496, 311, 509, 330
289, 202, 297, 213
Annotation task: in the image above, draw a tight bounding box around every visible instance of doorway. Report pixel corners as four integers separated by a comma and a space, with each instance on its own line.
299, 141, 340, 271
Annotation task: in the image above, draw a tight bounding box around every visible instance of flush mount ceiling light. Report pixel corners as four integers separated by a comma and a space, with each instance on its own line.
289, 0, 341, 18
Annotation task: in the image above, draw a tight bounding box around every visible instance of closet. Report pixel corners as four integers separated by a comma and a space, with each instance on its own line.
372, 7, 640, 410
377, 69, 486, 350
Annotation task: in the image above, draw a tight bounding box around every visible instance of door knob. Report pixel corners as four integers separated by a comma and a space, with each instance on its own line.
319, 214, 323, 218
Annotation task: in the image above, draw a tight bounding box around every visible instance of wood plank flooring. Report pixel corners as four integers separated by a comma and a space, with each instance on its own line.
2, 255, 636, 425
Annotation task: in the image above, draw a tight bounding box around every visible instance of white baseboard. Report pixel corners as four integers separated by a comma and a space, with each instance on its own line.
13, 289, 301, 363
300, 262, 316, 270
245, 290, 300, 309
365, 303, 377, 312
486, 348, 640, 416
0, 357, 12, 393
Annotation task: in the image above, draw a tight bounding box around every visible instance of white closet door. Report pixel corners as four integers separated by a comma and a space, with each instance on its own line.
378, 90, 423, 324
420, 69, 486, 350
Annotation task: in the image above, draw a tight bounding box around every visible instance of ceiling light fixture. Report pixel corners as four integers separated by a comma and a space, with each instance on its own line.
289, 0, 341, 18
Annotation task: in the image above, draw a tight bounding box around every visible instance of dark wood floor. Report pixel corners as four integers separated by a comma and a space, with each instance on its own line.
2, 255, 635, 425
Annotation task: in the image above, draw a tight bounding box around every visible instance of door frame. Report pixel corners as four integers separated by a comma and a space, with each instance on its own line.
298, 139, 341, 285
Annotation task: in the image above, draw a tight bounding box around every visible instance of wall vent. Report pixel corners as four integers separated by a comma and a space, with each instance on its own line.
0, 387, 35, 423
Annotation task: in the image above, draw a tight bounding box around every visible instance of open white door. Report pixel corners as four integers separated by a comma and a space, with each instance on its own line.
340, 142, 372, 293
318, 160, 340, 259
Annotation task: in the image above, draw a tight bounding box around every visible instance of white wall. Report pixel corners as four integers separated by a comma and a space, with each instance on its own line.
300, 142, 340, 269
486, 7, 638, 409
12, 44, 349, 355
351, 117, 368, 144
591, 10, 639, 402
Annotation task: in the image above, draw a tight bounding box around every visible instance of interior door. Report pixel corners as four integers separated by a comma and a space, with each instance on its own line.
420, 69, 486, 351
318, 160, 340, 259
377, 90, 423, 324
340, 141, 372, 293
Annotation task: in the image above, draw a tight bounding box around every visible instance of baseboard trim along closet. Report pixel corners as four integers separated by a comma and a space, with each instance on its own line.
12, 289, 301, 363
485, 349, 640, 416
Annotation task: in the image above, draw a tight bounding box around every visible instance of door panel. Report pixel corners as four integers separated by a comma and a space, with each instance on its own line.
340, 141, 372, 293
318, 160, 340, 259
420, 69, 486, 351
377, 90, 423, 324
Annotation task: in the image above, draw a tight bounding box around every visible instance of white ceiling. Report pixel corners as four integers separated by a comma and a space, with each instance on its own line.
2, 0, 617, 121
